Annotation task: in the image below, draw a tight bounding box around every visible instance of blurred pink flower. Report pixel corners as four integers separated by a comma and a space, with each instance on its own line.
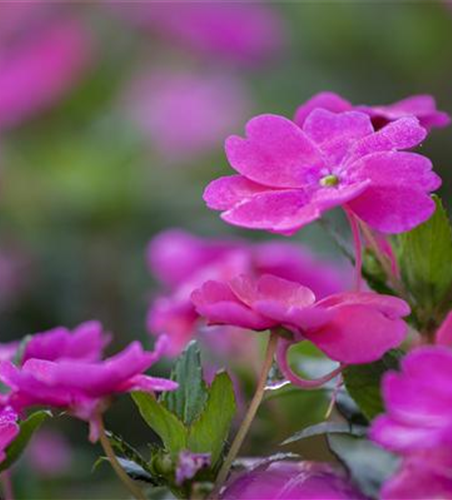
370, 346, 452, 499
0, 407, 19, 464
0, 18, 92, 130
294, 91, 450, 131
205, 110, 439, 234
176, 450, 210, 486
114, 2, 283, 65
146, 229, 347, 356
192, 274, 409, 366
125, 70, 250, 163
0, 246, 30, 310
26, 429, 71, 477
0, 326, 177, 442
220, 460, 367, 499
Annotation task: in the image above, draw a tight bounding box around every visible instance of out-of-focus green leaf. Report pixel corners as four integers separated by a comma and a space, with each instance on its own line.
161, 341, 208, 426
188, 372, 236, 465
282, 421, 367, 446
328, 434, 398, 498
395, 195, 452, 326
0, 410, 51, 472
343, 350, 402, 421
132, 392, 188, 454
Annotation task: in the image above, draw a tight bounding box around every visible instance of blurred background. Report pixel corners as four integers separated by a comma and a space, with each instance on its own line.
0, 2, 451, 498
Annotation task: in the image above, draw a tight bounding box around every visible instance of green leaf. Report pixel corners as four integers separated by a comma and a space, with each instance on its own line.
187, 372, 236, 465
12, 335, 32, 366
281, 421, 367, 446
0, 410, 51, 472
161, 341, 208, 426
343, 350, 402, 421
132, 392, 188, 453
395, 195, 452, 324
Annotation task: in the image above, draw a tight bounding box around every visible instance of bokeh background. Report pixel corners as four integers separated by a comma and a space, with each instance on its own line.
1, 2, 451, 498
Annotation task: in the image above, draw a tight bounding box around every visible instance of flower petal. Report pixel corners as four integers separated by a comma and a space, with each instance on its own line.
293, 91, 351, 126
225, 114, 324, 188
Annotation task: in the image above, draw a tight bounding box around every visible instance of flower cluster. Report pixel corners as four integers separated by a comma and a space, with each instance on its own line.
0, 321, 176, 453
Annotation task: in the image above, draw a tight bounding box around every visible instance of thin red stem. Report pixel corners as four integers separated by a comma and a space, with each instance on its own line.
344, 207, 362, 292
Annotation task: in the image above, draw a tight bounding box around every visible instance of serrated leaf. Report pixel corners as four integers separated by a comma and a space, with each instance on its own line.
161, 341, 208, 426
107, 431, 151, 474
395, 195, 452, 323
0, 410, 51, 472
281, 421, 367, 446
132, 392, 187, 453
187, 372, 236, 465
343, 350, 402, 421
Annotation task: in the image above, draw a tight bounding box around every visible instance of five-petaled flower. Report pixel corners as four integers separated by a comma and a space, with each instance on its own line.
204, 109, 440, 235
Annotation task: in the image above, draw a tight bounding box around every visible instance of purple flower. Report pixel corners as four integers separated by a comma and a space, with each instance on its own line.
26, 429, 71, 477
294, 91, 450, 131
220, 460, 367, 499
124, 70, 251, 164
205, 110, 440, 235
370, 346, 452, 499
192, 274, 409, 366
0, 18, 91, 130
0, 327, 177, 442
113, 2, 284, 65
0, 407, 19, 464
147, 229, 347, 355
175, 450, 211, 486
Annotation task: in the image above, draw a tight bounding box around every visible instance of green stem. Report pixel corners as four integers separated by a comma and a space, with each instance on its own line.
211, 331, 279, 497
97, 415, 147, 500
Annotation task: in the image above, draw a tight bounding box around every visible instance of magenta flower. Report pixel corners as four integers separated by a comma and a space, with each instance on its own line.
175, 450, 211, 486
192, 274, 409, 368
124, 70, 250, 164
220, 460, 367, 499
26, 429, 71, 477
0, 18, 91, 130
370, 346, 452, 499
205, 109, 439, 235
294, 91, 450, 131
0, 330, 177, 442
147, 229, 346, 355
22, 320, 110, 363
113, 2, 283, 65
0, 407, 19, 464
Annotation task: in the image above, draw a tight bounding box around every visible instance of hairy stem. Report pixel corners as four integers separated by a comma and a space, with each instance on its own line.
211, 331, 279, 497
97, 415, 147, 500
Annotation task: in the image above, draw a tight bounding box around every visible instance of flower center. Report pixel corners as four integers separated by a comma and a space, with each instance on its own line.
320, 174, 339, 187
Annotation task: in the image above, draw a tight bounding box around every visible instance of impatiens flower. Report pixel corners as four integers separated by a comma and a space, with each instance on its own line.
192, 274, 409, 369
0, 18, 91, 130
26, 429, 71, 477
124, 70, 250, 164
22, 320, 110, 363
113, 2, 283, 65
147, 229, 347, 355
205, 109, 440, 235
294, 91, 451, 131
0, 327, 177, 442
0, 407, 19, 463
370, 346, 452, 499
175, 450, 211, 486
435, 310, 452, 347
220, 460, 367, 499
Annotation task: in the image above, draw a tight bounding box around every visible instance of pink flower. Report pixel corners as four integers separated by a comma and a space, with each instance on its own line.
22, 320, 110, 363
113, 2, 283, 65
370, 346, 452, 499
294, 91, 450, 131
125, 70, 250, 164
175, 450, 210, 486
26, 429, 71, 477
0, 18, 91, 130
147, 230, 347, 355
220, 460, 367, 499
0, 407, 19, 464
0, 326, 177, 442
204, 110, 440, 235
192, 274, 409, 365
